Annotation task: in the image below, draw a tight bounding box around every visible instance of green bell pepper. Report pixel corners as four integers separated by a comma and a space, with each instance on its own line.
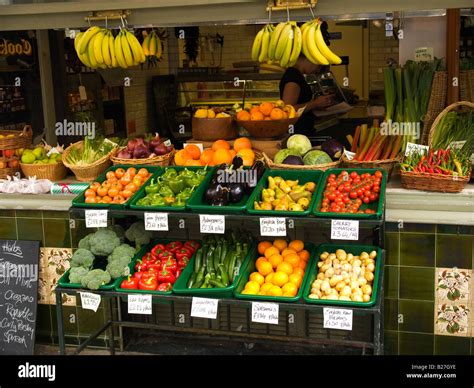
184, 175, 202, 188
144, 179, 160, 194
162, 168, 177, 179
178, 168, 195, 179
163, 196, 176, 205
158, 185, 174, 198
150, 195, 166, 206
136, 197, 152, 206
167, 177, 185, 194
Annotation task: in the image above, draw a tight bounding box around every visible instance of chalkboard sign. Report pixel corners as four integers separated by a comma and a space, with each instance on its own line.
0, 239, 40, 355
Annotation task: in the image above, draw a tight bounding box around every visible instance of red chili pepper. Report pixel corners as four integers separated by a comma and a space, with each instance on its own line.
138, 276, 158, 291
175, 247, 193, 261
120, 276, 138, 289
157, 268, 176, 285
434, 168, 442, 174
156, 282, 172, 292
428, 168, 434, 174
165, 241, 183, 253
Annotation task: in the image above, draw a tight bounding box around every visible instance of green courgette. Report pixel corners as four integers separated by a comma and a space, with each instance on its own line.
194, 249, 203, 273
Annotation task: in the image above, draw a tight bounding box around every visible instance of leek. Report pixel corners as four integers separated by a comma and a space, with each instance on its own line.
383, 68, 396, 122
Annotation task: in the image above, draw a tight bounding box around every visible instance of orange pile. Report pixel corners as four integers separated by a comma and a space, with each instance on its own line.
84, 167, 151, 204
236, 100, 296, 121
241, 239, 310, 297
174, 138, 255, 167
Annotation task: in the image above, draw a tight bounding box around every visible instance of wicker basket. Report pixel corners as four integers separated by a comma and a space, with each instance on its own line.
192, 117, 237, 141
62, 141, 116, 182
0, 156, 20, 179
0, 125, 33, 150
428, 101, 474, 146
460, 70, 474, 103
20, 162, 67, 181
341, 154, 401, 179
237, 117, 300, 139
263, 152, 340, 171
111, 148, 174, 167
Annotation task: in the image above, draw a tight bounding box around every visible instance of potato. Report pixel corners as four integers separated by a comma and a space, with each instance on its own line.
327, 294, 339, 301
324, 288, 333, 296
357, 277, 367, 287
329, 277, 339, 287
317, 273, 325, 281
351, 294, 364, 302
365, 272, 374, 282
369, 250, 377, 259
321, 280, 330, 292
339, 296, 351, 301
366, 263, 375, 273
321, 264, 330, 273
352, 259, 362, 267
342, 263, 352, 272
361, 284, 372, 296
325, 268, 335, 278
347, 253, 354, 261
336, 281, 346, 292
335, 249, 347, 260
308, 294, 319, 299
320, 252, 329, 260
317, 261, 324, 268
363, 294, 371, 302
335, 268, 342, 275
352, 287, 363, 296
350, 280, 359, 290
360, 252, 369, 261
341, 286, 352, 297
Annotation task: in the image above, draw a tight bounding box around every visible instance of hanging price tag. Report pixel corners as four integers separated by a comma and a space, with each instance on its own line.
323, 308, 353, 330
251, 302, 279, 325
164, 140, 172, 147
80, 292, 101, 312
85, 210, 108, 228
344, 150, 355, 160
405, 142, 429, 156
144, 212, 169, 231
190, 297, 218, 319
78, 85, 87, 101
200, 214, 225, 234
260, 218, 286, 236
128, 294, 152, 315
448, 140, 466, 150
331, 219, 359, 241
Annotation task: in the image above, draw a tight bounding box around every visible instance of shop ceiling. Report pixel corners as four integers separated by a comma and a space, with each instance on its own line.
0, 0, 472, 30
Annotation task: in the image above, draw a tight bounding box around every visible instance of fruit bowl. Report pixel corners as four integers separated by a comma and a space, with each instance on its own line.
237, 117, 300, 139
192, 117, 237, 141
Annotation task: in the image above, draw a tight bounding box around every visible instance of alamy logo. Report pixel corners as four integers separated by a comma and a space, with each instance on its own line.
55, 120, 95, 139
380, 120, 420, 140
216, 169, 257, 186
18, 363, 56, 382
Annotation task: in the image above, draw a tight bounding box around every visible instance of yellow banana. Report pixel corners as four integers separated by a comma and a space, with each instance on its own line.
77, 26, 101, 55
258, 26, 270, 63
78, 50, 92, 68
125, 30, 145, 64
149, 33, 157, 56
275, 22, 292, 61
288, 25, 302, 67
93, 29, 105, 64
251, 27, 264, 61
155, 35, 162, 59
120, 31, 134, 67
74, 32, 84, 53
142, 33, 151, 56
268, 22, 286, 61
279, 29, 294, 68
87, 34, 98, 68
114, 31, 128, 68
306, 22, 329, 65
109, 32, 117, 67
315, 22, 342, 64
101, 31, 112, 67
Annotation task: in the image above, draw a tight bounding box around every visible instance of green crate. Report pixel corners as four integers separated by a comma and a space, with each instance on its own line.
233, 243, 316, 303
187, 167, 258, 214
246, 169, 323, 216
115, 239, 199, 296
173, 243, 256, 298
129, 166, 212, 212
312, 168, 387, 219
71, 165, 161, 210
301, 243, 382, 307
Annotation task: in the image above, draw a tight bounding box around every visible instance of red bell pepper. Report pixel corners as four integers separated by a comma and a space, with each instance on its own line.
132, 271, 145, 280
175, 247, 193, 261
151, 244, 166, 259
175, 269, 182, 279
165, 241, 183, 253
158, 250, 174, 261
120, 276, 138, 289
184, 241, 200, 252
177, 256, 190, 269
157, 282, 172, 292
162, 258, 178, 274
157, 268, 176, 285
135, 260, 148, 272
138, 276, 158, 291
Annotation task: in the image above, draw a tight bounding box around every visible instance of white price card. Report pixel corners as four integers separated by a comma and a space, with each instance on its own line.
200, 214, 225, 234
331, 219, 359, 241
251, 302, 279, 325
128, 294, 152, 315
344, 150, 356, 161
163, 139, 172, 147
190, 297, 218, 319
184, 143, 204, 152
80, 292, 101, 312
85, 209, 108, 228
144, 212, 169, 231
448, 140, 466, 150
323, 308, 353, 330
405, 142, 429, 157
260, 217, 286, 237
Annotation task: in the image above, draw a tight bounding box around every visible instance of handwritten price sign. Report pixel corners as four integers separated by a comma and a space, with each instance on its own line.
200, 215, 225, 234
260, 218, 286, 236
80, 292, 101, 312
190, 297, 218, 319
323, 308, 353, 330
251, 302, 279, 325
144, 213, 169, 231
85, 210, 108, 228
128, 294, 152, 315
331, 219, 359, 241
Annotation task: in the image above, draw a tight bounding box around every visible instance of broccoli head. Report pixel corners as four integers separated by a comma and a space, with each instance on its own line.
69, 267, 89, 283
70, 248, 95, 269
125, 222, 151, 249
108, 244, 136, 263
81, 269, 111, 290
78, 233, 92, 250
89, 229, 121, 257
108, 225, 125, 243
106, 261, 131, 279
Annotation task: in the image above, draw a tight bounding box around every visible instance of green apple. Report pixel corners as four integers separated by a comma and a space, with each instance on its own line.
48, 158, 57, 164
33, 147, 46, 160
21, 152, 36, 164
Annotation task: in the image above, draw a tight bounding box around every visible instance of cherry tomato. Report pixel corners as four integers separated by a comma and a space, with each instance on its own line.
332, 206, 341, 213
370, 193, 376, 202
349, 191, 357, 199
350, 172, 359, 179
328, 193, 336, 201
320, 208, 328, 213
122, 189, 133, 198
363, 196, 370, 204
374, 170, 383, 179
373, 186, 380, 193
329, 174, 336, 180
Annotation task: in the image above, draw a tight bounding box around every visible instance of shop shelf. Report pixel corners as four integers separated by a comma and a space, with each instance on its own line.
312, 168, 387, 219
246, 169, 323, 217
233, 243, 315, 303
71, 165, 161, 210
301, 243, 382, 307
129, 166, 212, 212
173, 243, 256, 298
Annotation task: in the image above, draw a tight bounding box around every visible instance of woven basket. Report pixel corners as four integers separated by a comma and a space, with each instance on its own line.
460, 70, 474, 103
20, 162, 67, 181
192, 117, 237, 141
0, 156, 20, 179
428, 101, 474, 146
111, 148, 174, 167
263, 152, 340, 171
421, 71, 447, 145
62, 141, 116, 182
237, 117, 300, 139
0, 125, 33, 150
341, 154, 401, 179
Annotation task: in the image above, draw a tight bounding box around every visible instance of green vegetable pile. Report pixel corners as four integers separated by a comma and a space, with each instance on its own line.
65, 136, 118, 166
136, 167, 207, 207
431, 110, 474, 153
187, 231, 252, 289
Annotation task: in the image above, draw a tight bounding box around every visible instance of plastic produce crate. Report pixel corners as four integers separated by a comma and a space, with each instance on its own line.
312, 168, 387, 219
233, 243, 315, 303
173, 243, 256, 298
129, 166, 212, 212
246, 169, 322, 216
301, 243, 382, 307
71, 165, 161, 210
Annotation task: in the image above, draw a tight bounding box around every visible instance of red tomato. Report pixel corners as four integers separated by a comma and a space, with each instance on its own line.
374, 170, 383, 178
363, 196, 370, 204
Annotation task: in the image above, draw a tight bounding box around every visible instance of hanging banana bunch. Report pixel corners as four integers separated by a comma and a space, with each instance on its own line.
251, 24, 274, 63
142, 30, 164, 68
259, 21, 302, 68
302, 19, 342, 65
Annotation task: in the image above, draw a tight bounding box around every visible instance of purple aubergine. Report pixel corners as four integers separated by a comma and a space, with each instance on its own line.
321, 138, 343, 160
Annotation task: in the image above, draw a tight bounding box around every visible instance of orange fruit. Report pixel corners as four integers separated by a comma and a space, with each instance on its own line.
85, 196, 97, 203
200, 149, 215, 165
233, 137, 252, 152
257, 260, 273, 276
277, 262, 294, 275
229, 149, 236, 158
281, 248, 297, 257
282, 282, 298, 297
292, 267, 305, 277
268, 254, 283, 269
249, 272, 265, 286
297, 260, 307, 270
284, 253, 300, 268
289, 273, 303, 288
184, 144, 201, 159
250, 106, 261, 115
213, 148, 233, 165
259, 102, 275, 116
255, 257, 268, 268
175, 149, 192, 166
250, 110, 264, 121
84, 189, 96, 198
258, 241, 272, 255
185, 159, 202, 166
273, 239, 288, 252
237, 110, 250, 121
265, 273, 275, 284
264, 246, 280, 259
272, 271, 289, 287
289, 240, 304, 252
244, 281, 260, 294
238, 148, 255, 166
261, 283, 273, 293
268, 285, 283, 297
298, 249, 310, 262
270, 107, 285, 120
264, 117, 272, 120
212, 139, 230, 151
